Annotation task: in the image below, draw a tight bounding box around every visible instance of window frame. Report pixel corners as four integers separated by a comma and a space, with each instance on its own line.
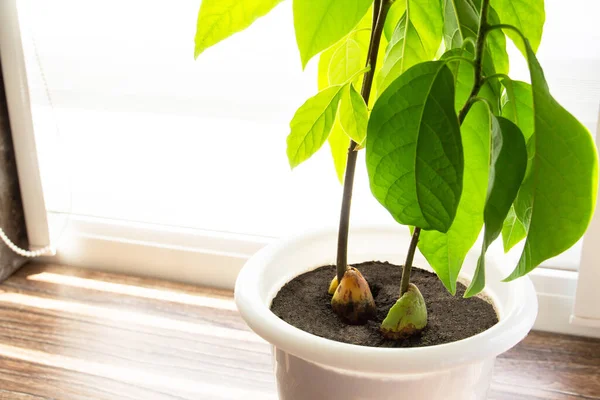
0, 0, 50, 251
572, 110, 600, 329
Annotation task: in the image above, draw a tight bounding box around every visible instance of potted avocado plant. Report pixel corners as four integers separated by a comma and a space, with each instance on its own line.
194, 0, 598, 398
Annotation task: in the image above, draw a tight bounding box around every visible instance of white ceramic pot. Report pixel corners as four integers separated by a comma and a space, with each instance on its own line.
235, 227, 538, 400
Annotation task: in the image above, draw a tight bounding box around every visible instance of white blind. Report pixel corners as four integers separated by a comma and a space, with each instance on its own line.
18, 0, 600, 246
19, 0, 393, 238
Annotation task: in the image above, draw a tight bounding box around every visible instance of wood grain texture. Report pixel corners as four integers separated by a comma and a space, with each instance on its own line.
0, 263, 597, 399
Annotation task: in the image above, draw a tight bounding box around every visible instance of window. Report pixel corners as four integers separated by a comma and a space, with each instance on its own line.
573, 114, 600, 328
2, 0, 599, 333
18, 0, 394, 240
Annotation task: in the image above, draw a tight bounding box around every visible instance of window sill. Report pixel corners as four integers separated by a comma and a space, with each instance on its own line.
40, 212, 600, 339
2, 263, 599, 399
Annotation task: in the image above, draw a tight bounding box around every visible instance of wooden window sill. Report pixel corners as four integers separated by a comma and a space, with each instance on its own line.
0, 263, 597, 399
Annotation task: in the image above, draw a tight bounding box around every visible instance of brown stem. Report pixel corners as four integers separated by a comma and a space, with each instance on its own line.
336, 0, 392, 282
400, 227, 420, 296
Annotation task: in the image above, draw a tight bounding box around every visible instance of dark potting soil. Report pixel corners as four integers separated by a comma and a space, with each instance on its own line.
270, 261, 499, 348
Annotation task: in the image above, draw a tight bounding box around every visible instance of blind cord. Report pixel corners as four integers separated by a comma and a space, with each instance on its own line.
0, 229, 55, 257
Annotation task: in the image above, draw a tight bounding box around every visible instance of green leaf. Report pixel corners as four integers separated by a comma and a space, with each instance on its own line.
194, 0, 283, 58
418, 47, 505, 294
443, 0, 479, 50
504, 39, 599, 281
441, 49, 475, 112
339, 84, 368, 145
329, 33, 370, 87
465, 116, 527, 297
441, 48, 500, 113
384, 1, 407, 41
462, 1, 509, 76
318, 11, 372, 89
418, 101, 490, 294
294, 0, 373, 68
378, 0, 443, 92
501, 80, 534, 141
514, 169, 533, 228
443, 0, 507, 100
371, 30, 389, 105
491, 0, 545, 56
366, 61, 463, 232
486, 6, 509, 75
287, 85, 344, 168
501, 206, 527, 252
487, 121, 529, 233
329, 40, 367, 87
499, 78, 535, 246
499, 79, 534, 251
327, 116, 350, 183
499, 79, 533, 252
316, 9, 371, 181
318, 47, 335, 91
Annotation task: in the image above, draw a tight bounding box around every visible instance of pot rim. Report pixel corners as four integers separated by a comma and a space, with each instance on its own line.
235, 226, 538, 374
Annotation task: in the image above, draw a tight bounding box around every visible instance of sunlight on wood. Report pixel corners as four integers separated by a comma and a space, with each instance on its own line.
26, 271, 237, 311
0, 342, 268, 398
0, 265, 595, 399
0, 291, 264, 343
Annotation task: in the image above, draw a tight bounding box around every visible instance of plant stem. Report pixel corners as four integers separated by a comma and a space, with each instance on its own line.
361, 0, 388, 103
400, 227, 420, 296
457, 0, 491, 124
399, 0, 491, 295
336, 0, 391, 282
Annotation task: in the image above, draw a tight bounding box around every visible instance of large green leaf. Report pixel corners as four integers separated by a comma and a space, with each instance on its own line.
294, 0, 373, 68
339, 84, 368, 145
416, 48, 502, 294
499, 79, 533, 252
377, 0, 443, 92
501, 80, 534, 141
194, 0, 282, 58
286, 85, 344, 168
366, 61, 463, 232
505, 39, 599, 280
491, 0, 545, 56
465, 116, 527, 297
418, 101, 489, 294
501, 206, 527, 252
327, 116, 350, 183
418, 46, 505, 293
